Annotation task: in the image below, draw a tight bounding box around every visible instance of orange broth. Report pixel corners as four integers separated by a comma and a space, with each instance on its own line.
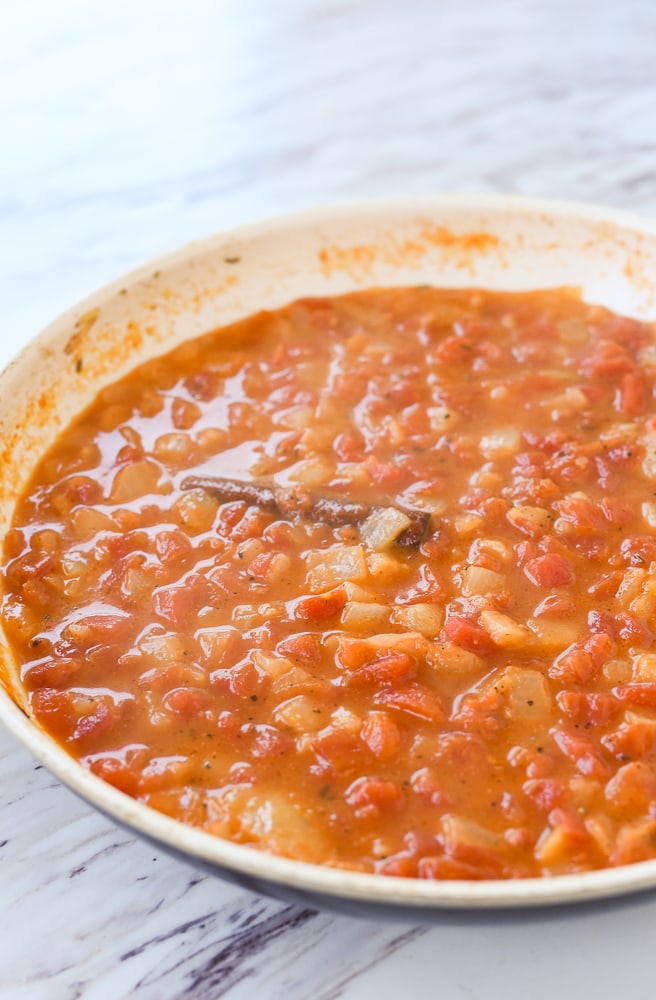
4, 286, 656, 880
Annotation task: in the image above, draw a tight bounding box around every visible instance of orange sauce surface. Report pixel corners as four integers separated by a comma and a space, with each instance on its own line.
4, 287, 656, 879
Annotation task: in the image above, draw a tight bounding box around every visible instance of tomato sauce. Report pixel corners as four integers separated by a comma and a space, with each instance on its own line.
5, 286, 656, 879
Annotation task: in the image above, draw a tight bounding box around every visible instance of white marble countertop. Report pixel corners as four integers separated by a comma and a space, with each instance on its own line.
2, 0, 656, 996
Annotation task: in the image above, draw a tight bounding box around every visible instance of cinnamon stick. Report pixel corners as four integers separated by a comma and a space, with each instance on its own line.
180, 475, 431, 547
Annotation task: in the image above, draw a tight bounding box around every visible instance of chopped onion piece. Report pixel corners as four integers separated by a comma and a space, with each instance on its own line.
361, 507, 413, 551
391, 603, 444, 638
479, 428, 521, 459
480, 610, 532, 647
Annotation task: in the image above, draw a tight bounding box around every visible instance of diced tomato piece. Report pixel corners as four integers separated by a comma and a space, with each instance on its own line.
330, 372, 368, 404
22, 656, 81, 690
620, 536, 656, 565
514, 540, 539, 567
337, 638, 376, 670
163, 686, 212, 717
155, 530, 193, 565
365, 458, 405, 487
116, 441, 142, 464
344, 776, 404, 818
595, 458, 617, 492
606, 315, 653, 350
511, 476, 562, 506
599, 497, 634, 527
374, 682, 445, 722
3, 528, 26, 559
550, 452, 595, 486
433, 335, 476, 365
249, 724, 293, 758
274, 432, 304, 464
478, 497, 511, 522
444, 615, 497, 655
579, 339, 634, 378
65, 611, 133, 648
154, 574, 214, 627
353, 652, 417, 688
99, 532, 135, 561
602, 717, 656, 759
295, 589, 345, 623
247, 552, 280, 582
217, 710, 239, 734
523, 430, 568, 452
442, 835, 508, 876
475, 339, 504, 369
391, 377, 422, 408
605, 761, 656, 814
587, 610, 617, 638
5, 551, 55, 586
611, 819, 656, 866
171, 397, 201, 430
523, 778, 565, 811
552, 728, 611, 780
212, 659, 270, 700
73, 701, 114, 742
417, 855, 499, 881
450, 689, 504, 736
217, 502, 248, 533
524, 748, 556, 780
276, 632, 323, 664
88, 756, 140, 795
227, 762, 256, 784
420, 533, 454, 560
396, 565, 445, 605
554, 494, 607, 534
550, 632, 615, 684
51, 475, 102, 512
30, 688, 75, 741
541, 807, 593, 862
616, 613, 654, 647
154, 586, 191, 626
229, 507, 272, 542
525, 554, 574, 587
333, 429, 365, 462
410, 767, 452, 807
434, 731, 491, 774
613, 683, 656, 711
533, 594, 576, 617
587, 572, 624, 599
20, 579, 54, 608
590, 608, 653, 647
262, 522, 296, 548
400, 403, 430, 435
605, 444, 640, 469
361, 712, 402, 759
310, 726, 362, 774
615, 372, 648, 416
512, 452, 547, 475
601, 720, 656, 760
556, 691, 621, 727
376, 853, 419, 878
184, 370, 218, 401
